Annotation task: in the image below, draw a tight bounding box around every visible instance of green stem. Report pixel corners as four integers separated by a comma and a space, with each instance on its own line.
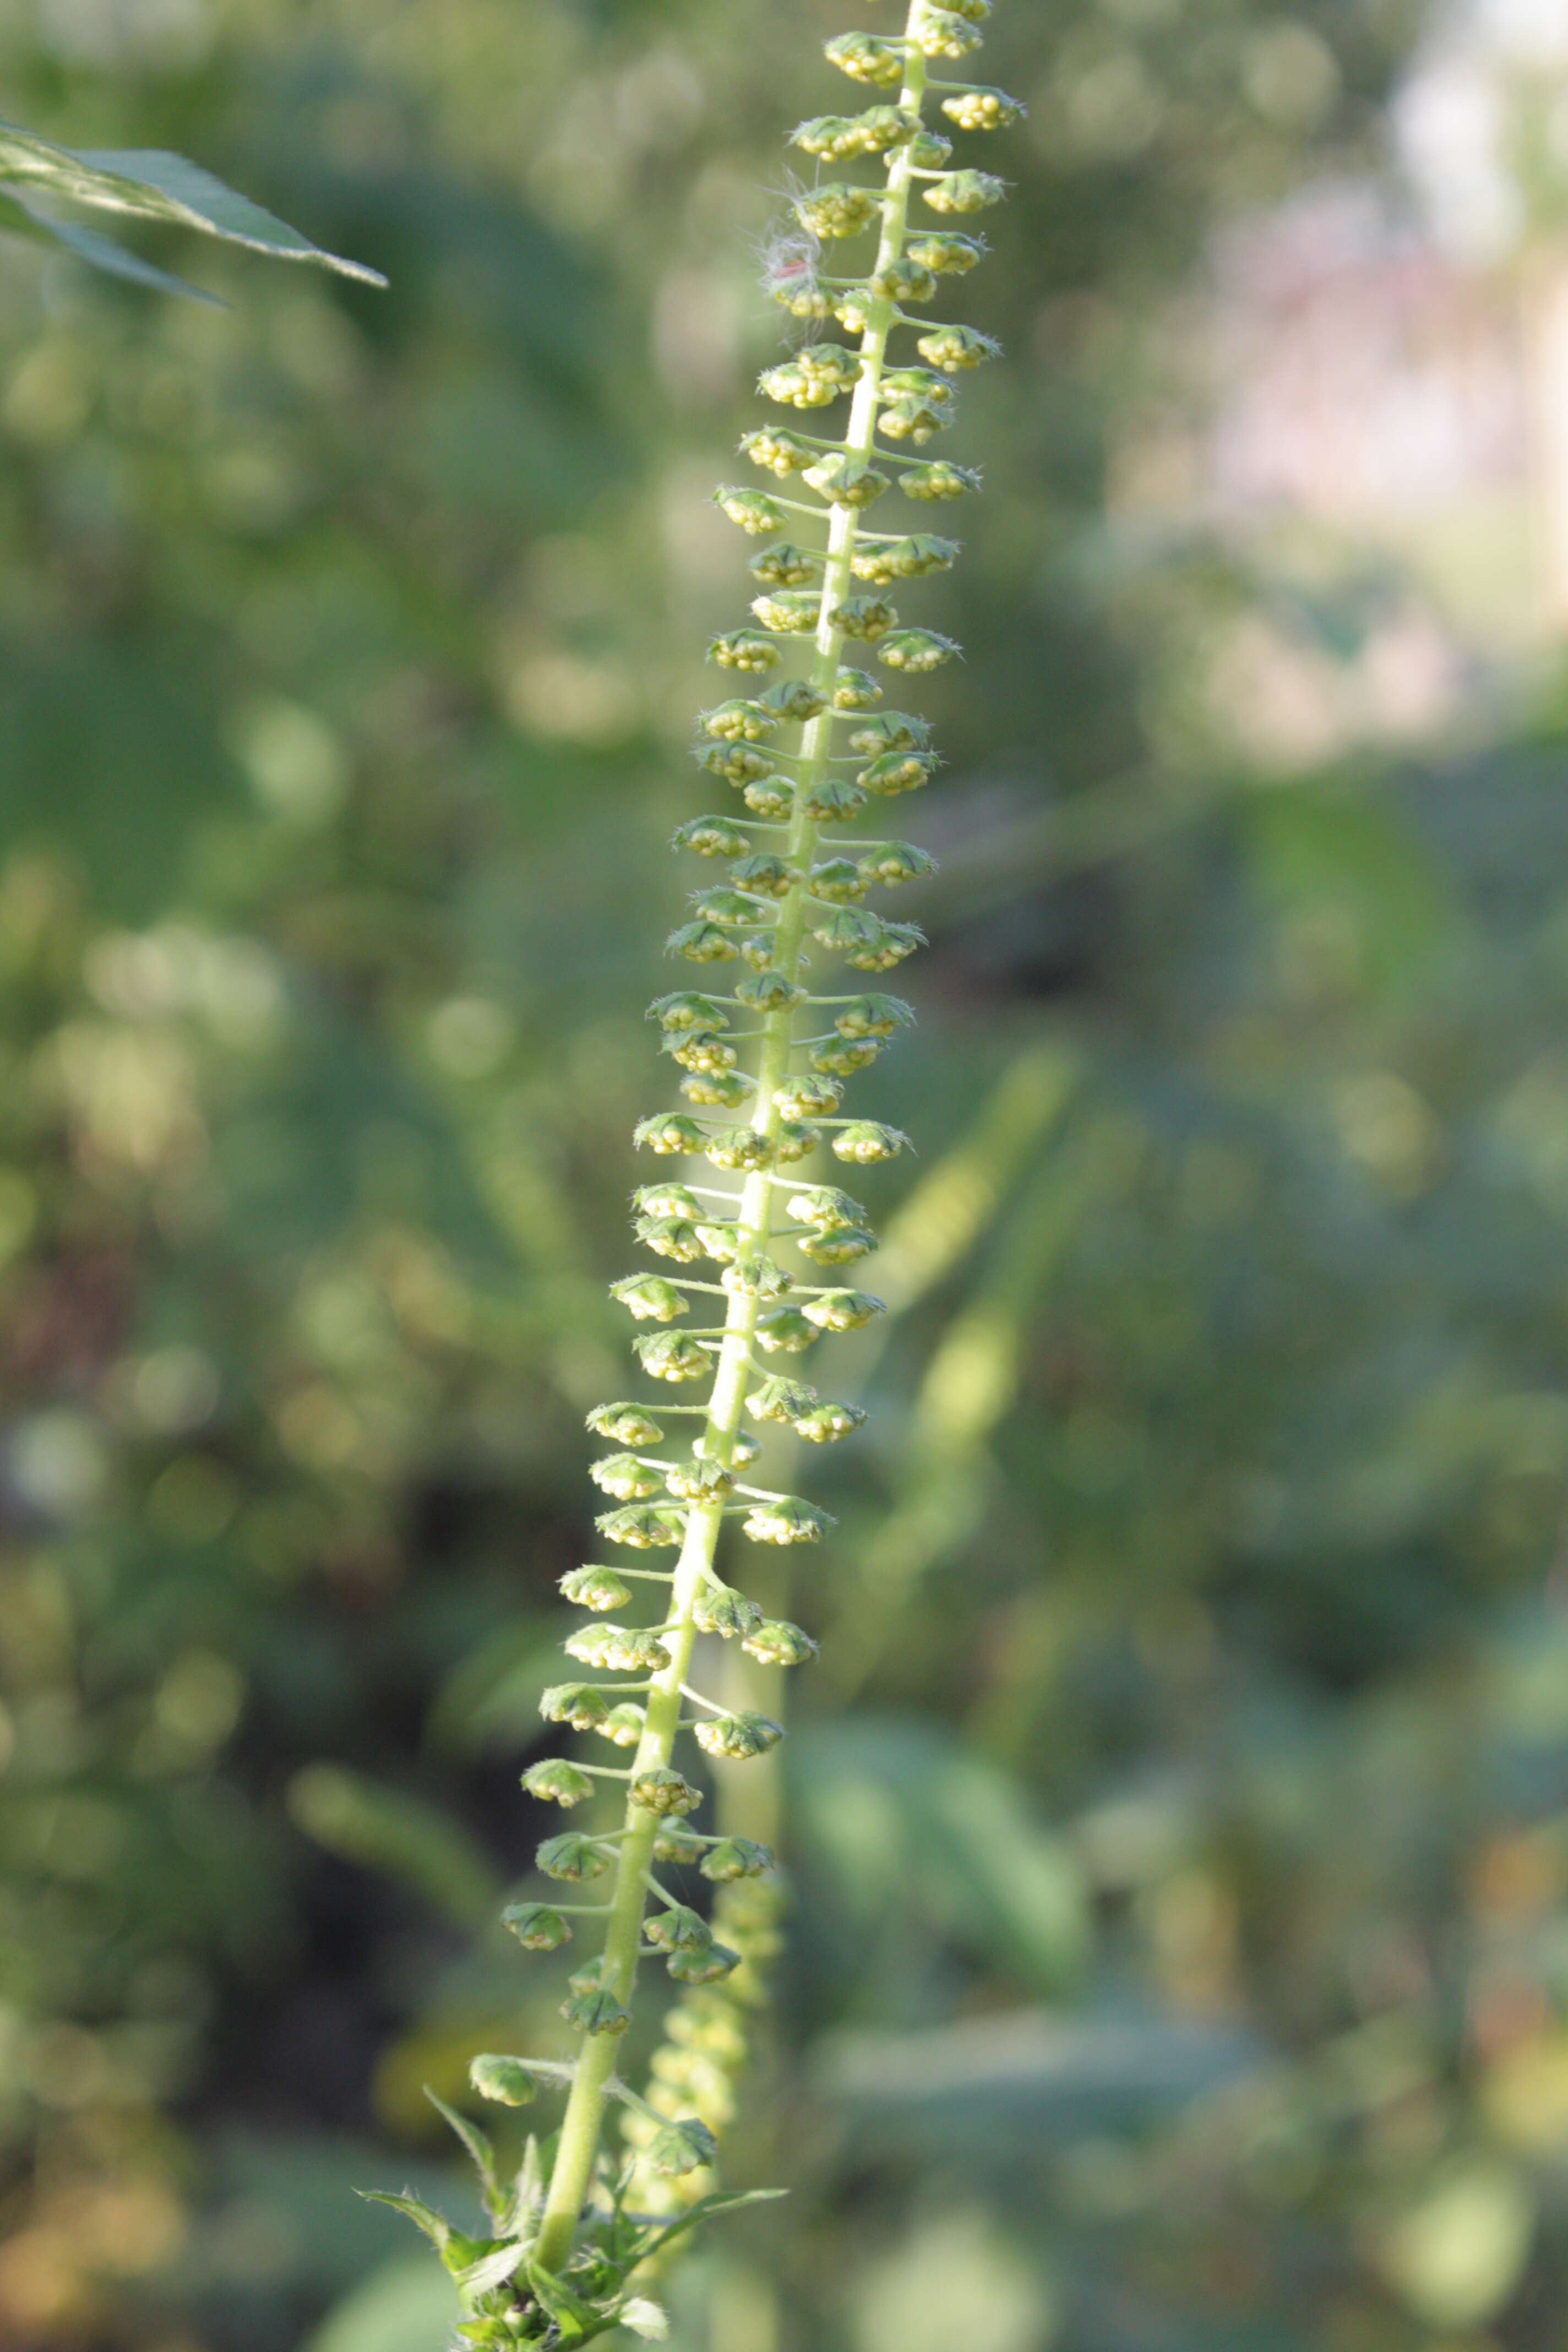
532, 1, 930, 2275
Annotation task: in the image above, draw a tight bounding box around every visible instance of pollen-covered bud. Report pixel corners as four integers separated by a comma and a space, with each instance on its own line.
597, 1502, 687, 1548
860, 843, 936, 885
632, 1765, 703, 1816
918, 7, 985, 57
798, 345, 862, 393
561, 1564, 634, 1610
705, 1128, 774, 1172
803, 452, 889, 508
695, 1221, 740, 1261
833, 593, 899, 641
755, 1306, 819, 1353
832, 1120, 911, 1164
810, 858, 869, 905
590, 1454, 663, 1504
794, 1399, 869, 1442
871, 254, 940, 304
692, 887, 764, 929
729, 853, 799, 900
716, 486, 787, 533
646, 2117, 721, 2176
909, 128, 956, 169
834, 667, 883, 710
470, 2054, 540, 2105
750, 590, 819, 635
792, 112, 862, 157
918, 323, 1000, 373
701, 1836, 775, 1882
750, 545, 819, 592
700, 743, 775, 787
522, 1758, 595, 1808
668, 1941, 742, 1983
812, 1036, 882, 1076
665, 1457, 733, 1502
795, 182, 884, 240
743, 1496, 834, 1545
800, 776, 870, 824
901, 458, 982, 500
759, 676, 829, 723
567, 1623, 674, 1672
562, 1986, 631, 2037
878, 393, 950, 444
924, 168, 1006, 213
760, 361, 847, 410
674, 818, 753, 865
694, 1709, 784, 1760
693, 1581, 764, 1638
683, 1068, 753, 1110
741, 427, 817, 477
802, 1287, 888, 1331
743, 775, 796, 819
941, 85, 1026, 130
723, 1254, 793, 1300
587, 1401, 667, 1447
610, 1277, 690, 1326
635, 1216, 705, 1262
503, 1902, 571, 1951
776, 1071, 843, 1118
859, 750, 938, 797
668, 919, 739, 964
744, 1619, 820, 1667
748, 1375, 819, 1425
666, 1028, 738, 1075
602, 1703, 645, 1745
536, 1830, 612, 1880
907, 228, 986, 274
775, 1119, 823, 1162
652, 993, 730, 1035
708, 628, 781, 673
653, 1820, 705, 1865
699, 700, 778, 745
835, 992, 915, 1036
636, 1178, 708, 1215
824, 30, 905, 86
637, 1107, 717, 1152
863, 536, 961, 585
540, 1684, 612, 1736
880, 630, 962, 673
798, 1225, 877, 1266
787, 1183, 869, 1231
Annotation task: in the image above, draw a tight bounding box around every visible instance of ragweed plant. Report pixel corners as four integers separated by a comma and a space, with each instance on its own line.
368, 2, 1019, 2338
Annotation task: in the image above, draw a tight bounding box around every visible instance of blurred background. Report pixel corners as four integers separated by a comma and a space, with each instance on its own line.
8, 0, 1568, 2346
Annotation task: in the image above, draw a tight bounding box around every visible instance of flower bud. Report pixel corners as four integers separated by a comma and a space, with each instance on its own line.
653, 1820, 705, 1865
750, 545, 819, 592
758, 675, 829, 720
694, 1709, 783, 1759
694, 1220, 740, 1261
700, 742, 775, 786
755, 1306, 819, 1353
602, 1703, 645, 1746
941, 85, 1025, 130
760, 361, 846, 410
610, 1277, 690, 1326
567, 1622, 674, 1672
682, 1069, 753, 1110
634, 1215, 706, 1262
692, 1582, 763, 1638
470, 2054, 539, 2106
644, 1904, 712, 1954
832, 1120, 910, 1163
694, 1427, 761, 1465
635, 1332, 712, 1382
812, 1037, 882, 1076
884, 366, 958, 410
747, 1375, 819, 1424
666, 1029, 738, 1075
722, 1254, 792, 1300
631, 1765, 703, 1816
917, 323, 1000, 372
707, 628, 781, 673
775, 1071, 842, 1117
597, 1502, 687, 1548
589, 1452, 664, 1501
536, 1829, 612, 1880
673, 819, 753, 864
832, 592, 899, 641
859, 843, 935, 885
700, 1835, 775, 1880
705, 1128, 774, 1172
665, 1456, 733, 1501
879, 630, 961, 673
810, 906, 881, 955
787, 1183, 869, 1229
774, 1119, 822, 1161
561, 1564, 634, 1610
799, 344, 862, 392
906, 228, 986, 274
700, 700, 778, 745
743, 775, 795, 819
908, 128, 956, 168
810, 858, 868, 905
522, 1758, 595, 1807
855, 535, 960, 584
715, 486, 787, 533
795, 183, 884, 241
923, 168, 1006, 213
692, 886, 765, 928
667, 1941, 742, 1983
834, 992, 915, 1036
742, 1495, 832, 1544
740, 427, 817, 476
799, 776, 870, 824
834, 667, 883, 710
743, 1619, 820, 1667
792, 112, 862, 158
728, 853, 799, 900
870, 255, 940, 304
567, 1959, 603, 1996
824, 30, 905, 86
774, 277, 837, 323
639, 1105, 710, 1152
667, 920, 739, 965
917, 8, 984, 57
802, 452, 889, 507
861, 750, 938, 797
589, 1403, 667, 1447
646, 2117, 721, 2176
900, 458, 982, 499
651, 994, 731, 1035
503, 1902, 571, 1951
562, 1986, 631, 2037
750, 590, 819, 635
878, 393, 950, 443
794, 1398, 868, 1442
798, 1225, 877, 1265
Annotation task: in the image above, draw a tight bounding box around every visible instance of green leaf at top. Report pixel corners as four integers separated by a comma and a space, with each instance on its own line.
0, 118, 387, 285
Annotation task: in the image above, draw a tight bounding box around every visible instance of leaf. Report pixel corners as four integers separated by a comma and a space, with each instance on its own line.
356, 2190, 453, 2254
451, 2239, 527, 2304
633, 2186, 787, 2264
0, 118, 386, 283
525, 2257, 603, 2334
424, 2090, 504, 2222
618, 2299, 670, 2340
0, 189, 222, 303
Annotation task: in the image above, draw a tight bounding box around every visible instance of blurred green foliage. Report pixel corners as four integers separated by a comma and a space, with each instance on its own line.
9, 0, 1568, 2349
